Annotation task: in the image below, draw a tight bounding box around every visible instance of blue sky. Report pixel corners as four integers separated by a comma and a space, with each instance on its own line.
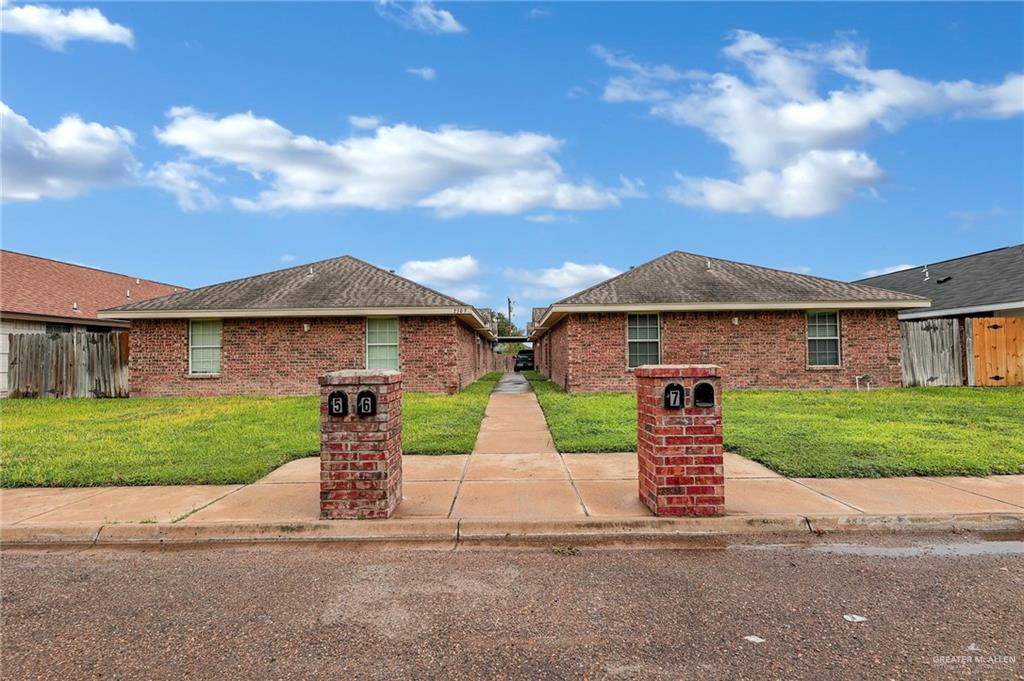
2, 1, 1022, 327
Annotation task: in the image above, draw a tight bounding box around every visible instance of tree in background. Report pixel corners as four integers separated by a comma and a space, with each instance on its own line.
493, 311, 525, 354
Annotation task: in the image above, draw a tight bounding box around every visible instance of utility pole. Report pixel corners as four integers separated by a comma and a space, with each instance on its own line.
507, 297, 514, 327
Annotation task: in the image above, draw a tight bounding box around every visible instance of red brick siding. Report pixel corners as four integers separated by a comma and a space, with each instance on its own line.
129, 315, 504, 396
454, 319, 481, 390
398, 316, 460, 393
541, 309, 901, 392
546, 317, 571, 390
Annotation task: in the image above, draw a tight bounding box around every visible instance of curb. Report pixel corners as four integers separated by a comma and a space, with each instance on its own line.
2, 513, 1021, 547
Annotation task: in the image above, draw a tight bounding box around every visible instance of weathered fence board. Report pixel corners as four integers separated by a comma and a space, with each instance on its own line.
900, 319, 963, 386
972, 317, 1024, 386
6, 332, 129, 398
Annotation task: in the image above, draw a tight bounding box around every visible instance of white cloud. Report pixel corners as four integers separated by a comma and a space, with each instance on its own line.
377, 1, 466, 34
505, 261, 622, 299
1, 101, 138, 201
598, 31, 1024, 216
348, 115, 382, 130
146, 161, 219, 211
527, 8, 550, 19
863, 263, 916, 277
566, 86, 588, 100
397, 255, 485, 302
667, 149, 883, 218
280, 254, 297, 263
407, 66, 437, 81
1, 2, 133, 50
525, 213, 577, 223
398, 255, 480, 285
592, 44, 705, 103
154, 106, 625, 217
445, 285, 487, 303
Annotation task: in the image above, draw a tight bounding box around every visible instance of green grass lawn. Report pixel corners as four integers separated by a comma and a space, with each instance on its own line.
522, 371, 1024, 478
0, 372, 500, 487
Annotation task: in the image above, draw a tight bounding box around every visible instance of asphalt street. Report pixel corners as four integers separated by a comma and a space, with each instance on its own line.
2, 534, 1022, 680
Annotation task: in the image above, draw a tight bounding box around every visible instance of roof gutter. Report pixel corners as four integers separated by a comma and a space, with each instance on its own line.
530, 299, 931, 339
898, 300, 1024, 320
98, 306, 497, 341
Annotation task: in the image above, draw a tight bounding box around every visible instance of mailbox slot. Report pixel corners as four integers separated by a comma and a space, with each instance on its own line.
663, 383, 685, 409
692, 382, 716, 408
327, 390, 348, 417
356, 389, 377, 417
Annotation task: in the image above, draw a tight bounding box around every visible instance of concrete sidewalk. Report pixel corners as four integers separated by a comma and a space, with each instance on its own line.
2, 373, 1022, 544
3, 454, 1022, 536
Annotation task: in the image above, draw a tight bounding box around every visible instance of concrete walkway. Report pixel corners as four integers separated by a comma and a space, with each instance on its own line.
2, 372, 1022, 533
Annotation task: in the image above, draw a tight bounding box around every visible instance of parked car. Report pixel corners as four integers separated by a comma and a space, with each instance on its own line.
514, 348, 534, 372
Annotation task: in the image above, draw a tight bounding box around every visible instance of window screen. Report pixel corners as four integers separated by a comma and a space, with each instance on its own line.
189, 319, 222, 374
366, 317, 399, 370
807, 311, 840, 366
627, 313, 660, 368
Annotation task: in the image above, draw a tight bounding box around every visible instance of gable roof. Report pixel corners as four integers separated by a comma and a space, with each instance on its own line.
531, 250, 929, 338
99, 255, 495, 338
0, 250, 184, 326
854, 244, 1024, 319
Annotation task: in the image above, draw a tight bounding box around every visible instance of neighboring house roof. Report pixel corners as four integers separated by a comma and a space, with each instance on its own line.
100, 255, 495, 339
531, 250, 929, 339
0, 250, 184, 327
854, 244, 1024, 320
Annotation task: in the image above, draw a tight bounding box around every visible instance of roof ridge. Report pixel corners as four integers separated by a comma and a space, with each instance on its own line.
856, 243, 1023, 282
346, 255, 471, 308
552, 251, 677, 305
0, 249, 184, 290
127, 254, 361, 306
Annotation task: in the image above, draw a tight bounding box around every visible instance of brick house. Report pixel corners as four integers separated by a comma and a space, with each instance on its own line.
0, 250, 184, 396
99, 255, 506, 396
530, 251, 929, 392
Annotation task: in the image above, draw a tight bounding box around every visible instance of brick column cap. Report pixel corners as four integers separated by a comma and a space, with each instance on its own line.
634, 364, 721, 379
319, 370, 403, 386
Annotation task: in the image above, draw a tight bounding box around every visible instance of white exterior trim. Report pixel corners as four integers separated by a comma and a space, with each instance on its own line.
99, 306, 496, 340
530, 299, 929, 339
898, 301, 1024, 320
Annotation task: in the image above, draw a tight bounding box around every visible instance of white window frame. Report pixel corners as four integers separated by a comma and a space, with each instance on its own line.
806, 310, 841, 368
365, 317, 400, 370
626, 312, 661, 369
188, 319, 222, 375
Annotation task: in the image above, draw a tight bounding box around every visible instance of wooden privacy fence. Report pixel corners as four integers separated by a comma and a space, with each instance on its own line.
967, 317, 1023, 387
900, 319, 963, 386
901, 317, 1023, 387
6, 332, 129, 398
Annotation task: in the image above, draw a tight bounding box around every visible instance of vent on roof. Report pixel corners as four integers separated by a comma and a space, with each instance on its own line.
936, 276, 952, 284
706, 259, 712, 271
126, 289, 131, 298
922, 266, 930, 281
72, 302, 79, 311
307, 266, 314, 276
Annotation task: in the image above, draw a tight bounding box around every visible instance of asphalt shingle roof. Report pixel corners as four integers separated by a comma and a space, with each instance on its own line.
105, 255, 470, 313
556, 251, 926, 306
854, 244, 1023, 314
1, 250, 183, 321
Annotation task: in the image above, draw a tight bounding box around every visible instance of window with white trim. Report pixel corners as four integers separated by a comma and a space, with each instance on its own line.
807, 311, 840, 366
627, 313, 660, 368
366, 317, 399, 370
189, 319, 222, 374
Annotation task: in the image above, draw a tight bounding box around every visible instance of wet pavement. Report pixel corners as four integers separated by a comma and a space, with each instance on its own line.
3, 534, 1022, 679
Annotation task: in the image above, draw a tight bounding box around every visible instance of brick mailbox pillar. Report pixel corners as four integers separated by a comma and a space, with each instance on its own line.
319, 370, 403, 519
636, 365, 724, 517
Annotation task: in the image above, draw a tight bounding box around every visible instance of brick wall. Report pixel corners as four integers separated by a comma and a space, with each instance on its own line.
540, 309, 901, 392
129, 315, 502, 396
546, 316, 571, 390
